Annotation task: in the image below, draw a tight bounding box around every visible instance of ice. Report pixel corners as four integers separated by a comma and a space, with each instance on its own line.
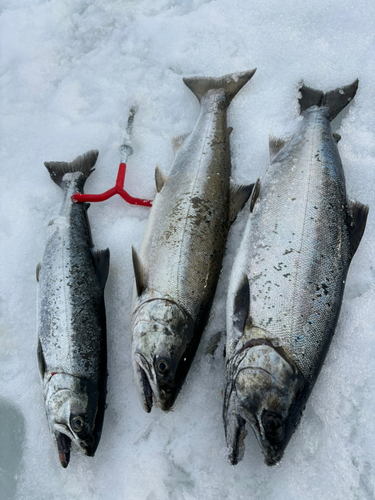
1, 0, 374, 499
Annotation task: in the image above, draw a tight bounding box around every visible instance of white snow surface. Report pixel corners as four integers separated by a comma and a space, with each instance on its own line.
1, 1, 375, 499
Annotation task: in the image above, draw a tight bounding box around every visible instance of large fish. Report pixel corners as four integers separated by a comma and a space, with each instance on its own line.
224, 81, 369, 466
131, 70, 256, 412
37, 150, 109, 468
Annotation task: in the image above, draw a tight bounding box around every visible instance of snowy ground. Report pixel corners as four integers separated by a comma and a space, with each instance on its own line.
1, 0, 375, 499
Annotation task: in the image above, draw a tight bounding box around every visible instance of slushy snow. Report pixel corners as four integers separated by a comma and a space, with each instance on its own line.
0, 0, 374, 499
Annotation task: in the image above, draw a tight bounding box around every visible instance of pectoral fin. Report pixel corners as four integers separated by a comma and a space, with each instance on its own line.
229, 180, 254, 223
37, 338, 46, 377
92, 249, 110, 289
250, 178, 261, 213
347, 200, 369, 259
155, 165, 168, 193
132, 246, 146, 296
36, 262, 41, 282
171, 133, 190, 155
269, 136, 286, 160
233, 274, 250, 334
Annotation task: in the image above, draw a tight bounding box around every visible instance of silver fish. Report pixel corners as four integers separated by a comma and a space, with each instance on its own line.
131, 70, 256, 412
37, 150, 109, 468
224, 81, 369, 466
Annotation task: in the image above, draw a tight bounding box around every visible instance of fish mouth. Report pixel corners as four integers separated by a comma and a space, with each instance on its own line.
134, 353, 177, 412
224, 381, 286, 467
135, 358, 153, 413
46, 375, 105, 467
224, 342, 306, 466
55, 431, 71, 468
263, 449, 283, 466
239, 405, 285, 466
223, 381, 247, 466
79, 435, 97, 457
53, 425, 98, 466
155, 385, 176, 412
238, 367, 290, 466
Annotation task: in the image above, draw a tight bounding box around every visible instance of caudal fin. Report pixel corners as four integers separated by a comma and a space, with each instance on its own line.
44, 150, 99, 190
299, 79, 358, 120
183, 69, 256, 106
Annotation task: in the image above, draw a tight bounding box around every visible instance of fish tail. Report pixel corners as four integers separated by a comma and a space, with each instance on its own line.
44, 150, 99, 190
183, 69, 256, 106
299, 79, 358, 120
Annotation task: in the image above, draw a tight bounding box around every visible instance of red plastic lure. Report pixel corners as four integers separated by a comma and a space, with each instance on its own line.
72, 162, 152, 207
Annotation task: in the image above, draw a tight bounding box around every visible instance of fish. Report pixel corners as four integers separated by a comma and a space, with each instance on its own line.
37, 150, 110, 468
131, 70, 256, 412
224, 80, 369, 466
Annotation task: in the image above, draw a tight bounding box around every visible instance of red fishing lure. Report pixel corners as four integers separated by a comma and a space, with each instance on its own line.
72, 162, 152, 207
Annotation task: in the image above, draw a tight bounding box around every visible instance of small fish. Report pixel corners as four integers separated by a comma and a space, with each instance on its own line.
131, 70, 256, 412
37, 150, 109, 468
224, 80, 368, 466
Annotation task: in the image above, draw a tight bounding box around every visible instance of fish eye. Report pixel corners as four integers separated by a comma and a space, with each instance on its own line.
71, 415, 85, 433
155, 358, 169, 375
262, 411, 282, 434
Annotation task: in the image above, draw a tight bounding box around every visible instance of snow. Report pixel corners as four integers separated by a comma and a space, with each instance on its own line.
1, 0, 374, 499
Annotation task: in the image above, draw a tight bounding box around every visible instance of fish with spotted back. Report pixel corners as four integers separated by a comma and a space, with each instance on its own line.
131, 70, 256, 412
224, 80, 368, 466
37, 150, 109, 467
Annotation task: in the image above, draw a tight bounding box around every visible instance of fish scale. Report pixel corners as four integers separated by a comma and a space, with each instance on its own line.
37, 151, 109, 467
142, 92, 231, 318
224, 80, 368, 466
131, 70, 256, 412
242, 108, 349, 380
39, 182, 103, 378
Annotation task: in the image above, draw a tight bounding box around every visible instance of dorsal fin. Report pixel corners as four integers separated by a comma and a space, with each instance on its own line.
269, 136, 286, 160
171, 133, 190, 155
227, 127, 233, 136
250, 178, 261, 213
347, 200, 369, 259
229, 180, 254, 223
132, 246, 146, 296
155, 165, 168, 193
333, 133, 341, 143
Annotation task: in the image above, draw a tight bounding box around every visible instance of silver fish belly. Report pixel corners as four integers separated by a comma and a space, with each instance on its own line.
131, 70, 256, 412
37, 150, 109, 468
224, 81, 368, 466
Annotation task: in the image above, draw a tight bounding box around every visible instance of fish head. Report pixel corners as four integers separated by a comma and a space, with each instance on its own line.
45, 374, 103, 467
224, 340, 306, 466
132, 299, 194, 412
